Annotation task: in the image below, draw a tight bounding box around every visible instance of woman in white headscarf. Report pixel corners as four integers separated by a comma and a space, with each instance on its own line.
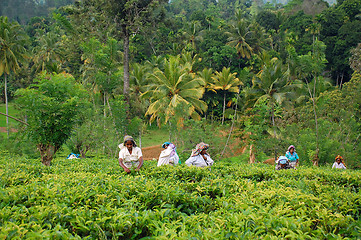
157, 142, 180, 167
118, 135, 143, 173
185, 142, 214, 168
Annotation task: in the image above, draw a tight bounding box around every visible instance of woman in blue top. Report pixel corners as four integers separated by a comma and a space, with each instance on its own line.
286, 145, 299, 168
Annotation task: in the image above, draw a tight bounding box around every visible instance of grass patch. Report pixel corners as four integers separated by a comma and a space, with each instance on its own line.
0, 103, 19, 127
141, 126, 169, 147
223, 154, 249, 164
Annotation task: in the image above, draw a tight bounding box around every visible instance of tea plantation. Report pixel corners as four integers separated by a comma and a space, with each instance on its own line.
1, 152, 360, 239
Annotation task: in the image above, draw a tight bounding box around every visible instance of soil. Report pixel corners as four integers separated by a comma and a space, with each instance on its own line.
141, 131, 247, 160
0, 127, 17, 133
264, 158, 276, 165
141, 145, 163, 160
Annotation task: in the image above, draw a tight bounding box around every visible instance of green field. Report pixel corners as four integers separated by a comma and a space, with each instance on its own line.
0, 103, 19, 138
1, 152, 360, 239
0, 103, 18, 127
141, 127, 169, 148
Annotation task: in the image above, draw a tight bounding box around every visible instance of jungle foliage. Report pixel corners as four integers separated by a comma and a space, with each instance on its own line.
0, 0, 361, 167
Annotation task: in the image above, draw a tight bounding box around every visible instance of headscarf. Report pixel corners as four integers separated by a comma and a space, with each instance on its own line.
335, 155, 346, 167
162, 142, 171, 149
288, 145, 295, 151
162, 142, 177, 157
277, 156, 289, 165
191, 142, 209, 157
120, 135, 137, 147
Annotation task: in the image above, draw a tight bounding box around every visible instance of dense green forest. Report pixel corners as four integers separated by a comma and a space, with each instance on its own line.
1, 0, 361, 167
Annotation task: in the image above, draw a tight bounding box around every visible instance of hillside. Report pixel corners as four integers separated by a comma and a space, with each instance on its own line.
265, 0, 337, 5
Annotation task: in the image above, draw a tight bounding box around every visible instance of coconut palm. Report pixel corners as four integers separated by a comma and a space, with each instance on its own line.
129, 62, 152, 116
247, 52, 302, 159
0, 16, 28, 137
181, 20, 204, 51
198, 67, 214, 89
249, 21, 269, 55
141, 55, 207, 125
209, 67, 243, 124
226, 18, 253, 60
32, 30, 64, 73
130, 63, 151, 96
293, 40, 329, 166
305, 22, 321, 47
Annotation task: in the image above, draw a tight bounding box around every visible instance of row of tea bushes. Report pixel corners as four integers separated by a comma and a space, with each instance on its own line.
1, 152, 360, 239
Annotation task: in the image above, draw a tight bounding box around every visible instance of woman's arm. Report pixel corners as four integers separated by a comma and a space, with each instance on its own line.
119, 158, 131, 173
136, 156, 143, 170
206, 155, 214, 166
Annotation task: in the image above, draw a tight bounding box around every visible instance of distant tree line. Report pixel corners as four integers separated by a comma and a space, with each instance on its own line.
0, 0, 74, 25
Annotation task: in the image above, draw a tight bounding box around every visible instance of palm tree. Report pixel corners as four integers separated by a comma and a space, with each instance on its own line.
249, 21, 269, 55
209, 67, 243, 125
181, 20, 204, 51
32, 30, 64, 73
305, 22, 321, 49
198, 67, 214, 89
129, 62, 151, 116
130, 63, 150, 96
226, 18, 253, 60
247, 52, 302, 160
141, 55, 207, 126
0, 16, 28, 137
294, 40, 328, 166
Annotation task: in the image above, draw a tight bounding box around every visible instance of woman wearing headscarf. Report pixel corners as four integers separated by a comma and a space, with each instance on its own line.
185, 142, 214, 168
286, 145, 299, 168
157, 142, 180, 167
275, 156, 294, 170
118, 135, 143, 173
332, 155, 347, 169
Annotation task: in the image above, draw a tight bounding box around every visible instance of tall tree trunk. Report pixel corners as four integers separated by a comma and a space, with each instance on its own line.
123, 32, 130, 97
313, 76, 319, 166
222, 92, 226, 125
123, 28, 130, 125
306, 77, 319, 166
221, 93, 239, 157
311, 97, 319, 166
104, 93, 107, 118
249, 144, 256, 164
271, 104, 277, 161
4, 74, 9, 138
168, 121, 172, 142
340, 72, 344, 88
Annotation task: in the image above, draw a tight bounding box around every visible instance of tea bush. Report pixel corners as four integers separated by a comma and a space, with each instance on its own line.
0, 152, 360, 239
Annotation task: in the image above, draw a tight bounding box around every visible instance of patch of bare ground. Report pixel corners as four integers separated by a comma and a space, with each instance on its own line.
0, 127, 17, 133
141, 145, 163, 160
